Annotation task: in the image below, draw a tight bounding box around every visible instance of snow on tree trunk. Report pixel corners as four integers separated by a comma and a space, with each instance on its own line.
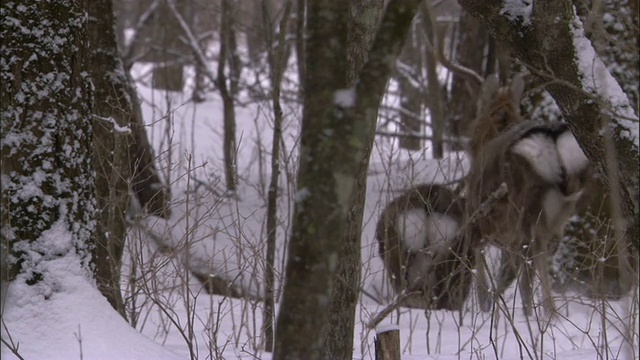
1, 0, 96, 286
1, 3, 182, 359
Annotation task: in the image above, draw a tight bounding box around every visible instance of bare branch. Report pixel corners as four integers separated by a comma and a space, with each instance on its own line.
165, 0, 218, 88
122, 0, 161, 69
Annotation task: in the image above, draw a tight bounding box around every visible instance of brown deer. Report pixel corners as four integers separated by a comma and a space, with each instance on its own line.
376, 184, 473, 310
465, 75, 591, 315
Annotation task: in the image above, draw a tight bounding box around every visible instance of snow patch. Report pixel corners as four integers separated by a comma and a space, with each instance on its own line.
501, 0, 532, 27
334, 88, 356, 108
570, 7, 639, 146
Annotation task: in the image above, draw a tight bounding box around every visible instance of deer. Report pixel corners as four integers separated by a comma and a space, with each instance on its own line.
376, 183, 474, 311
464, 74, 591, 316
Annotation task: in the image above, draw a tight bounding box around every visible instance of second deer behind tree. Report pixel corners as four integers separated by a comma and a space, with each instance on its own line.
464, 74, 591, 316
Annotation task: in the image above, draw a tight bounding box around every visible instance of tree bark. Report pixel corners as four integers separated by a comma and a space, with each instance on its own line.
263, 0, 292, 352
458, 0, 639, 251
273, 1, 422, 359
127, 71, 172, 218
444, 10, 490, 151
86, 0, 133, 319
295, 0, 306, 95
272, 2, 351, 358
396, 23, 424, 152
218, 0, 238, 192
321, 1, 384, 359
1, 0, 95, 286
420, 2, 446, 158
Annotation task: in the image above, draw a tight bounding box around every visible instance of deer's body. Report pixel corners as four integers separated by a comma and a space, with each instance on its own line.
465, 75, 590, 315
376, 184, 473, 310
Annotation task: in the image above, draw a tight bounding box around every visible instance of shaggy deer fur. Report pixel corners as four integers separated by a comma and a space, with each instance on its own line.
465, 75, 591, 315
376, 184, 473, 310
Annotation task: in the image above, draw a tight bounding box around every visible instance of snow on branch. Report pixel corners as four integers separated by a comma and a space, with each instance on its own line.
93, 115, 131, 134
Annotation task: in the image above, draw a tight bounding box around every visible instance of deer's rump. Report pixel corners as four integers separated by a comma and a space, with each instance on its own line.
376, 184, 473, 310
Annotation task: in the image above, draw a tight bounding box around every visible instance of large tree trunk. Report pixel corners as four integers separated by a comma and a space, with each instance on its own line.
86, 0, 133, 319
273, 1, 423, 359
458, 0, 639, 249
272, 3, 351, 358
321, 1, 384, 359
1, 0, 95, 290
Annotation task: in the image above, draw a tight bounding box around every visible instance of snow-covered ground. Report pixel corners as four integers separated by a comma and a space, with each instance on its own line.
2, 63, 638, 360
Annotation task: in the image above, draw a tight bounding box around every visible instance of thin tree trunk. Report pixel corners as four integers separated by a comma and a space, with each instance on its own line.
295, 0, 306, 95
127, 70, 172, 218
263, 0, 292, 352
321, 1, 383, 358
272, 2, 351, 358
420, 2, 446, 158
397, 23, 424, 152
218, 0, 237, 192
444, 10, 490, 151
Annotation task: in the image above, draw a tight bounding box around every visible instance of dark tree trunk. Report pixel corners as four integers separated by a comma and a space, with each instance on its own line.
263, 1, 292, 352
127, 71, 172, 218
272, 2, 351, 358
444, 10, 490, 151
321, 1, 384, 359
87, 0, 133, 319
218, 0, 238, 192
295, 0, 306, 95
420, 3, 446, 158
273, 1, 423, 359
396, 23, 424, 152
1, 0, 95, 286
322, 2, 424, 358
